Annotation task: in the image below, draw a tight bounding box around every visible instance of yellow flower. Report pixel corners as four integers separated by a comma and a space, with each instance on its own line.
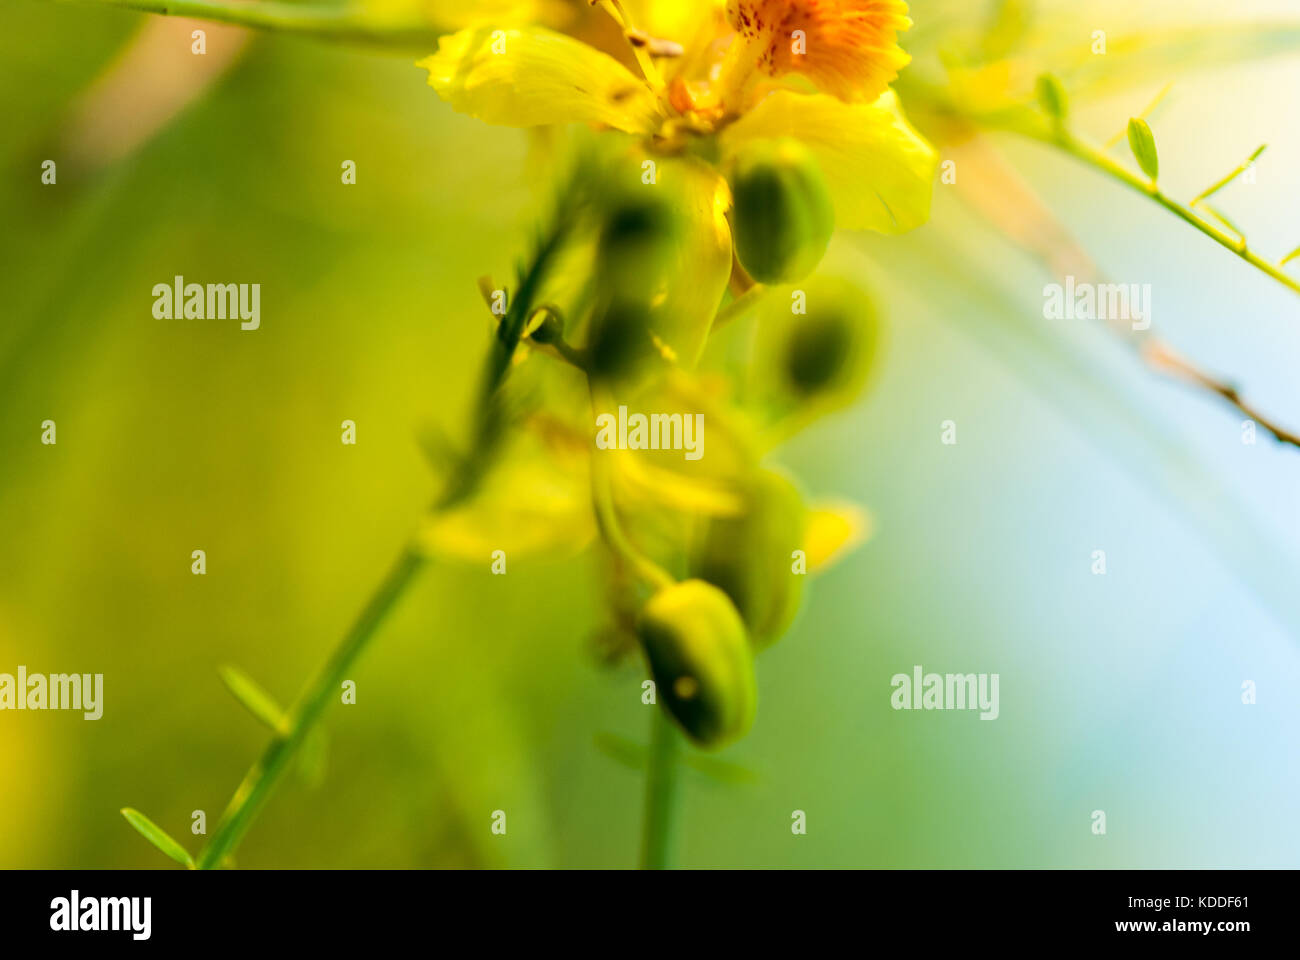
416, 0, 936, 236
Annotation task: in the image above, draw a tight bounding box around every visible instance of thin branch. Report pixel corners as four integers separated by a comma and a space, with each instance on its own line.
187, 172, 583, 869
1143, 341, 1300, 449
49, 0, 441, 47
195, 546, 425, 869
1044, 127, 1300, 297
918, 93, 1300, 299
1189, 145, 1268, 209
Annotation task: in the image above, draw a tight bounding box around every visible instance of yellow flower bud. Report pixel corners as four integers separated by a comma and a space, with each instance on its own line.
691, 468, 806, 647
638, 580, 757, 749
728, 139, 835, 284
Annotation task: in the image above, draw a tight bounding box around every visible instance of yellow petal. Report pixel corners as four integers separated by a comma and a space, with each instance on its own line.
621, 0, 724, 45
417, 429, 594, 561
417, 26, 659, 133
720, 89, 936, 233
570, 149, 732, 373
614, 450, 747, 517
644, 156, 733, 367
803, 500, 871, 572
608, 376, 756, 518
725, 0, 912, 104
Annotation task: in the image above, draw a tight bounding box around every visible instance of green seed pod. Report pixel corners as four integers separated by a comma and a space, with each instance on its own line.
595, 193, 682, 305
583, 156, 732, 377
587, 189, 682, 381
638, 579, 757, 749
755, 274, 880, 416
728, 139, 835, 284
586, 298, 657, 381
691, 468, 806, 648
784, 309, 854, 396
526, 305, 564, 345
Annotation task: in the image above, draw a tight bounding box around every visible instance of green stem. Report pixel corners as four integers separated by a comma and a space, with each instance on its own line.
550, 337, 589, 371
640, 705, 681, 870
51, 0, 441, 47
189, 173, 580, 869
196, 546, 425, 869
953, 101, 1300, 298
584, 382, 681, 867
1045, 128, 1300, 297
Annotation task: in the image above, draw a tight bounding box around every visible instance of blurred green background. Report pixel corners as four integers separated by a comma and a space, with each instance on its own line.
2, 0, 1299, 868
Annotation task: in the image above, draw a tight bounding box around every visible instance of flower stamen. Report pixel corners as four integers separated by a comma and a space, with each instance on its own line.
592, 0, 666, 90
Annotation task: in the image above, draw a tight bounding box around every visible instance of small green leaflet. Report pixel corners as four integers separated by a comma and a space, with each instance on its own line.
1127, 118, 1159, 181
1035, 74, 1068, 122
1190, 144, 1267, 208
219, 664, 287, 733
120, 808, 195, 868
